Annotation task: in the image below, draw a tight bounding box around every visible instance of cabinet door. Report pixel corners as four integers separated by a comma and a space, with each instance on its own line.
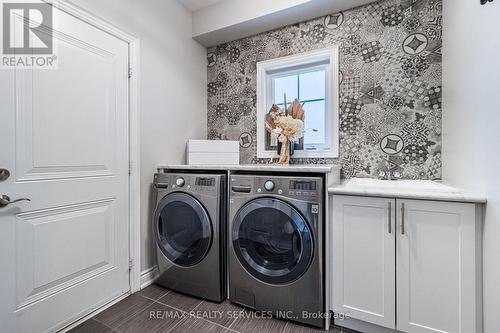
396, 199, 477, 333
331, 195, 396, 329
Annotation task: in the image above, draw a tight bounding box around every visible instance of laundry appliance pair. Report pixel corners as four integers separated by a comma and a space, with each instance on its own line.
152, 170, 325, 328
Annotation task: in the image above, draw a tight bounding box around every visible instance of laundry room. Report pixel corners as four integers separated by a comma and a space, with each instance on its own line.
0, 0, 498, 333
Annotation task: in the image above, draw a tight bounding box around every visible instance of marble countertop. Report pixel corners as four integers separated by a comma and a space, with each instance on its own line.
328, 178, 487, 203
157, 164, 341, 174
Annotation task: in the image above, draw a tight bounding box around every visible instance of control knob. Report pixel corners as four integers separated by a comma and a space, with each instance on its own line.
264, 180, 275, 191
175, 177, 185, 187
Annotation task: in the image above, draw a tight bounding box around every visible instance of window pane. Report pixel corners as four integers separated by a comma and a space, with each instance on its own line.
303, 100, 326, 145
299, 70, 325, 101
273, 74, 298, 105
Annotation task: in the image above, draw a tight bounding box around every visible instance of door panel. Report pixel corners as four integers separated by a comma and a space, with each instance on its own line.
331, 195, 395, 329
0, 4, 130, 332
16, 200, 115, 310
15, 28, 117, 181
397, 199, 476, 333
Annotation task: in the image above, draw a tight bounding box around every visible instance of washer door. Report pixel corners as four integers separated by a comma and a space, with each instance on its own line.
154, 192, 212, 267
232, 198, 313, 284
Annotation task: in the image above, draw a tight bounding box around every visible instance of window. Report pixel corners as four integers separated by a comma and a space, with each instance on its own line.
257, 47, 339, 158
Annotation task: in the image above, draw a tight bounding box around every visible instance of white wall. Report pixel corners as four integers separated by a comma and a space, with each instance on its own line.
442, 1, 500, 332
192, 0, 309, 36
72, 0, 207, 271
191, 0, 377, 46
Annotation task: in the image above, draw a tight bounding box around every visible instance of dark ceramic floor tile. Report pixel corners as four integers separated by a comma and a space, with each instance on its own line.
193, 299, 241, 328
68, 319, 115, 333
93, 294, 153, 328
282, 322, 342, 333
76, 291, 357, 333
115, 301, 184, 333
157, 290, 203, 312
137, 284, 170, 301
229, 309, 287, 333
167, 316, 228, 333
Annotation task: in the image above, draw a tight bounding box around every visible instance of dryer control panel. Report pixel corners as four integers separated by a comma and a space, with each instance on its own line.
230, 175, 323, 202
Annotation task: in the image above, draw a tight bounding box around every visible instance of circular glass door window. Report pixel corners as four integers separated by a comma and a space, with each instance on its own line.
232, 198, 313, 285
153, 192, 212, 267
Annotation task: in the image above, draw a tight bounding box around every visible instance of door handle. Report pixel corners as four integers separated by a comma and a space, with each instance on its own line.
0, 194, 31, 208
400, 202, 405, 235
388, 201, 392, 234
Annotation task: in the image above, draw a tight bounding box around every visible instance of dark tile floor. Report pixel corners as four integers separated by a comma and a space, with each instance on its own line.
69, 284, 355, 333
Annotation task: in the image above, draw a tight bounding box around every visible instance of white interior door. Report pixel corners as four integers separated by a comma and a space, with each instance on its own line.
396, 199, 477, 333
331, 195, 396, 329
0, 5, 130, 333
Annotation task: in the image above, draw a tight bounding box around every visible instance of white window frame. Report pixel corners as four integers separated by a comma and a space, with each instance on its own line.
256, 46, 340, 159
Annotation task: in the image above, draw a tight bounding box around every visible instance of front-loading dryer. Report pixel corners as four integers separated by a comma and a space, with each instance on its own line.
152, 171, 226, 302
228, 174, 325, 328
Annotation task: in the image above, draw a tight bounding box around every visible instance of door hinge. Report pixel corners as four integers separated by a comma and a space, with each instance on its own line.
128, 67, 132, 79
128, 161, 132, 175
129, 258, 134, 271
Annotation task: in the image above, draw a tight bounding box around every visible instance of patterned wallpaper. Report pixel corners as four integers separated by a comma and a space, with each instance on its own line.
206, 0, 442, 179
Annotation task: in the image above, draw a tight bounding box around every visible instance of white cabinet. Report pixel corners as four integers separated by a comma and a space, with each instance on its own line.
396, 199, 477, 333
331, 195, 481, 333
331, 196, 396, 329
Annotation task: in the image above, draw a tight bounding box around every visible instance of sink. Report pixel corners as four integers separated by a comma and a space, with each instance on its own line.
347, 178, 459, 193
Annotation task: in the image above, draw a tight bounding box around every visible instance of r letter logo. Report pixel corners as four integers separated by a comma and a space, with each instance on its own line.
1, 0, 57, 68
3, 2, 52, 54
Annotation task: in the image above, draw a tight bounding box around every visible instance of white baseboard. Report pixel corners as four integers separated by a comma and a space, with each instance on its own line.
334, 317, 396, 333
140, 265, 159, 289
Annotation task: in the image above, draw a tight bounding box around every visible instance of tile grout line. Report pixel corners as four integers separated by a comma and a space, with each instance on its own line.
136, 290, 171, 302
163, 316, 188, 333
91, 317, 123, 333
226, 316, 238, 331
153, 296, 203, 315
225, 317, 238, 331
281, 321, 290, 333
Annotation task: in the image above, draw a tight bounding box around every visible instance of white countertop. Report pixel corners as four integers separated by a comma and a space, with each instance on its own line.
157, 164, 341, 174
328, 178, 487, 203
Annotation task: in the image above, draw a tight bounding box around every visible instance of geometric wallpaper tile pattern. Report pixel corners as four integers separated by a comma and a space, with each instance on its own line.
207, 0, 442, 179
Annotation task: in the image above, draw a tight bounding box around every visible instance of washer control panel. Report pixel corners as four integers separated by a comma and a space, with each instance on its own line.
230, 175, 322, 200
154, 173, 219, 195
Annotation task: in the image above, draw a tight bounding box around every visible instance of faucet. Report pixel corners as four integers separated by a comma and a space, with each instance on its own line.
379, 155, 402, 181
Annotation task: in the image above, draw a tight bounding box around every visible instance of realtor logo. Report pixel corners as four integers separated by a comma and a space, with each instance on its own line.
1, 0, 57, 68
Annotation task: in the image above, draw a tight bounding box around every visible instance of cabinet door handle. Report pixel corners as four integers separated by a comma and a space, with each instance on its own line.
388, 201, 392, 234
401, 202, 405, 235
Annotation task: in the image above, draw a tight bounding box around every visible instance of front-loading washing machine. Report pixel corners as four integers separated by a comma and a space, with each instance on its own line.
228, 174, 325, 328
152, 171, 226, 302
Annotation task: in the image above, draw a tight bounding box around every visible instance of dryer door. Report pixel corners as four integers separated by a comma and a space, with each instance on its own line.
232, 198, 313, 284
154, 192, 212, 267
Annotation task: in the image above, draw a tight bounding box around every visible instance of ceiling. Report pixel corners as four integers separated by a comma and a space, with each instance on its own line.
189, 0, 378, 46
178, 0, 226, 12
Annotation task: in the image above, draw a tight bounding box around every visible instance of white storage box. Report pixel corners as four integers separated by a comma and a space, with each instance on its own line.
187, 140, 239, 165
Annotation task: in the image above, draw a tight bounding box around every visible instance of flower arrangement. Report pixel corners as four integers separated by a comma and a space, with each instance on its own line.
265, 96, 305, 164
